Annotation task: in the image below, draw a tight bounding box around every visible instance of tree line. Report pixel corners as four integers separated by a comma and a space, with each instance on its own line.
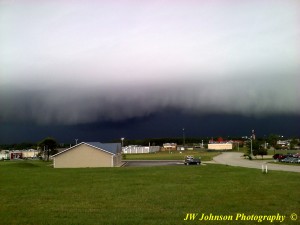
117, 135, 299, 147
1, 134, 299, 150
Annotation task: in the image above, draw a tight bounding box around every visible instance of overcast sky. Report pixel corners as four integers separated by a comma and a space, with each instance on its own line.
0, 0, 300, 142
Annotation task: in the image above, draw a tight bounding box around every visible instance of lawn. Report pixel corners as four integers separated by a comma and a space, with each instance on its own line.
0, 160, 299, 225
268, 149, 300, 155
123, 150, 220, 161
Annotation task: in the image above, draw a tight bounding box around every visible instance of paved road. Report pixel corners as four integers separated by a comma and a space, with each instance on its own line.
213, 152, 300, 173
124, 160, 183, 167
123, 154, 300, 173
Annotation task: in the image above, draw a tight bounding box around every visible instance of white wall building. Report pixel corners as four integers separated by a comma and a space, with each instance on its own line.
122, 145, 160, 154
0, 150, 10, 160
208, 143, 233, 150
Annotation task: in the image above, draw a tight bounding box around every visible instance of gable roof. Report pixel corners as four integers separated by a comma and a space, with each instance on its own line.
52, 142, 121, 157
85, 142, 121, 154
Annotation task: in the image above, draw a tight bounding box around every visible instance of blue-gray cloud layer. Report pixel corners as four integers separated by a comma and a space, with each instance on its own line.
0, 0, 299, 125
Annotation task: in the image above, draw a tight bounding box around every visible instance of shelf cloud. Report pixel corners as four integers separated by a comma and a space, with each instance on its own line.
1, 0, 299, 125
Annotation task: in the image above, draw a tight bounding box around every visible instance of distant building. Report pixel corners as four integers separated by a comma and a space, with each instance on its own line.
10, 151, 23, 159
122, 145, 160, 154
161, 143, 177, 151
0, 150, 10, 160
209, 137, 229, 144
22, 149, 39, 159
208, 143, 232, 150
277, 140, 290, 148
0, 149, 39, 160
208, 137, 232, 150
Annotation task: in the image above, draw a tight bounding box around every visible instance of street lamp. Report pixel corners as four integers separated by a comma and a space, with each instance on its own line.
121, 137, 125, 147
248, 138, 253, 157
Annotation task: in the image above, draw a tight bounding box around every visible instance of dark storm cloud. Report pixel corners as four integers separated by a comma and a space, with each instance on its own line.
0, 72, 299, 125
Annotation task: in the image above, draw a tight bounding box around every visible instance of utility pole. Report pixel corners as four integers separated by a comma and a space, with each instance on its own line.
183, 128, 185, 150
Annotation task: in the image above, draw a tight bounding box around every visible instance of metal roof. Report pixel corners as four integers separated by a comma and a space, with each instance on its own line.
85, 142, 121, 154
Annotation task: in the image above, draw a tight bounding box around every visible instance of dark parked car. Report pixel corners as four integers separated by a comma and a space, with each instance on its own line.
273, 154, 286, 161
184, 156, 201, 165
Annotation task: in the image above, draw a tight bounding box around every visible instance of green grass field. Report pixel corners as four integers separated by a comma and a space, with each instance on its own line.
267, 149, 299, 155
123, 150, 220, 161
0, 160, 299, 225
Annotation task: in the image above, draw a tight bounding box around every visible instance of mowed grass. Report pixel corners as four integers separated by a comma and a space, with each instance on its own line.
124, 150, 220, 161
0, 160, 299, 225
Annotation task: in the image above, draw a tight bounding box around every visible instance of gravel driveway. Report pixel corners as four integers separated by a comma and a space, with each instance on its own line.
213, 152, 300, 173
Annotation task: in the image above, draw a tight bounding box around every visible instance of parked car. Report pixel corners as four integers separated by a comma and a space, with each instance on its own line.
294, 158, 300, 163
273, 154, 281, 159
281, 157, 294, 163
273, 154, 286, 161
184, 155, 201, 165
290, 158, 300, 163
293, 153, 300, 158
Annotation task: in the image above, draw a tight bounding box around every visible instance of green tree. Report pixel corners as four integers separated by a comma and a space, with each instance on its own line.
38, 137, 58, 161
247, 140, 267, 159
246, 139, 260, 159
267, 134, 279, 148
256, 148, 268, 159
290, 138, 299, 150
